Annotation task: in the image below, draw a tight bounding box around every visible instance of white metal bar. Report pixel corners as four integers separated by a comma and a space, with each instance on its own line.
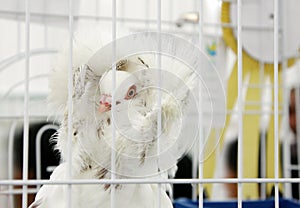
0, 9, 285, 31
145, 0, 150, 28
167, 1, 174, 202
201, 23, 280, 31
110, 0, 117, 208
0, 110, 285, 121
0, 110, 283, 120
0, 115, 49, 120
1, 188, 38, 195
95, 0, 99, 17
0, 10, 174, 24
198, 103, 204, 208
42, 0, 48, 48
260, 131, 267, 199
156, 0, 162, 207
131, 27, 224, 38
227, 110, 283, 115
237, 0, 243, 206
295, 88, 300, 200
283, 136, 292, 198
169, 0, 173, 30
67, 0, 74, 207
245, 83, 284, 88
198, 0, 204, 207
3, 178, 300, 186
22, 0, 30, 206
192, 0, 198, 35
0, 109, 284, 117
192, 141, 198, 200
273, 0, 279, 207
16, 0, 21, 53
35, 124, 58, 190
8, 121, 18, 208
244, 100, 283, 107
283, 139, 293, 198
0, 109, 284, 120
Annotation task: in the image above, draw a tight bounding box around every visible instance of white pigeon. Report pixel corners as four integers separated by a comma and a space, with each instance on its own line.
29, 32, 199, 208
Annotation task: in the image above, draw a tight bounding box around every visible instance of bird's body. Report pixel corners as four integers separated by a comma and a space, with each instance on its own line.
30, 32, 199, 208
31, 164, 173, 208
31, 64, 178, 207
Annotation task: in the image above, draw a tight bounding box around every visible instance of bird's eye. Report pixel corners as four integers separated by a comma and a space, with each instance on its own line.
125, 85, 136, 100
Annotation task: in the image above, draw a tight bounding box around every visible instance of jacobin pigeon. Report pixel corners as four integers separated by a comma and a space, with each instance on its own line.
29, 32, 201, 208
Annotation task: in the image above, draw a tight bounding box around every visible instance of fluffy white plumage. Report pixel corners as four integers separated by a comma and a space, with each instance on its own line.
30, 32, 199, 208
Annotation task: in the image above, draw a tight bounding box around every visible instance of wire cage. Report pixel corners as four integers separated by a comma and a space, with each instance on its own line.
0, 0, 300, 208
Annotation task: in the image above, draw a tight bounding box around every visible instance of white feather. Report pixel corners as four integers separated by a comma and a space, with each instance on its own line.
32, 32, 205, 207
29, 164, 173, 208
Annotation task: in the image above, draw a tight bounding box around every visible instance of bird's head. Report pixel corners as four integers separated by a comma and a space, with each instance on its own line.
98, 70, 140, 113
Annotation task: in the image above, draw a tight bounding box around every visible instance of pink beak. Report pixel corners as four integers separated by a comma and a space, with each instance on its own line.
98, 94, 112, 113
98, 94, 121, 113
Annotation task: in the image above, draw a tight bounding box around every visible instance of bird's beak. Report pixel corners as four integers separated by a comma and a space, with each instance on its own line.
98, 94, 112, 113
98, 94, 120, 113
98, 103, 111, 113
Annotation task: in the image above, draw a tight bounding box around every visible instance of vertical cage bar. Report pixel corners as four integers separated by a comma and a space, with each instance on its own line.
22, 0, 30, 207
110, 0, 117, 208
295, 88, 300, 199
8, 122, 18, 208
67, 0, 74, 207
16, 0, 21, 53
237, 0, 243, 207
198, 0, 204, 208
95, 0, 99, 17
168, 0, 173, 30
260, 123, 267, 200
192, 138, 198, 200
273, 0, 279, 207
156, 0, 162, 207
192, 0, 200, 199
168, 2, 174, 201
145, 0, 150, 28
42, 0, 48, 48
